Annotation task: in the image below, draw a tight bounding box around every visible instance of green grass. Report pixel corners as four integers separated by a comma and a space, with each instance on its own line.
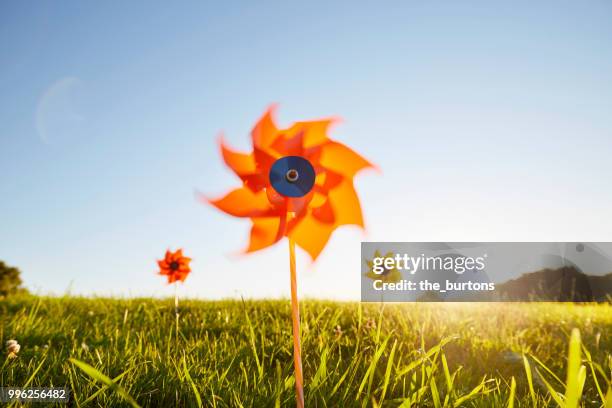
1, 295, 611, 407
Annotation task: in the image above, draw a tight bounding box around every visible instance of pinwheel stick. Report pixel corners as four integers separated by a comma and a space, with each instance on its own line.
174, 282, 179, 339
289, 237, 304, 408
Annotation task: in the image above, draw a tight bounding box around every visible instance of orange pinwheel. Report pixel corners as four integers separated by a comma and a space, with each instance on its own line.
206, 105, 374, 260
157, 249, 192, 284
205, 106, 374, 408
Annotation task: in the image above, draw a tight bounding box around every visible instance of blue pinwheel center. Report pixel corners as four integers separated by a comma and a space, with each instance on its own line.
269, 156, 315, 198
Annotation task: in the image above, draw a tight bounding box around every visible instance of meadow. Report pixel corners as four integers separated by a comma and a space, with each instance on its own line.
1, 295, 611, 407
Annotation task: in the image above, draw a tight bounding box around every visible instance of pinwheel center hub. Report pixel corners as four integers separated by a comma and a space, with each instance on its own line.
169, 261, 180, 271
285, 169, 299, 183
269, 156, 315, 198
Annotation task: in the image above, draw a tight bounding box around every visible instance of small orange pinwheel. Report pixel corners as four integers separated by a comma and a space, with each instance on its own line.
205, 106, 374, 408
206, 105, 374, 260
157, 249, 192, 284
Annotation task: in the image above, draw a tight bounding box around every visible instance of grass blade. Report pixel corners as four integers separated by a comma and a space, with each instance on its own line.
69, 358, 141, 408
243, 305, 263, 379
397, 337, 456, 377
605, 388, 612, 407
81, 367, 136, 405
536, 367, 565, 407
183, 355, 203, 408
506, 377, 516, 408
582, 345, 605, 403
358, 336, 389, 399
430, 369, 441, 408
564, 328, 582, 408
523, 355, 537, 406
311, 346, 329, 389
441, 352, 452, 393
380, 339, 397, 403
453, 377, 487, 408
22, 353, 48, 388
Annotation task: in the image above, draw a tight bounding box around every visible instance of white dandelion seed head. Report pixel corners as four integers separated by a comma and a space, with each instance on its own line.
7, 340, 20, 354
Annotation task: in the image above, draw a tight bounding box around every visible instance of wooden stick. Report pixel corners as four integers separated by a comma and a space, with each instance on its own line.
175, 281, 179, 340
289, 237, 304, 408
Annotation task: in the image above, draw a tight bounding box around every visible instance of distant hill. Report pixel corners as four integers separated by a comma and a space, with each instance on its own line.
496, 266, 612, 302
588, 273, 612, 301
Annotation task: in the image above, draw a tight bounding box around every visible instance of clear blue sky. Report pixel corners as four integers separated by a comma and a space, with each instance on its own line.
1, 1, 612, 299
